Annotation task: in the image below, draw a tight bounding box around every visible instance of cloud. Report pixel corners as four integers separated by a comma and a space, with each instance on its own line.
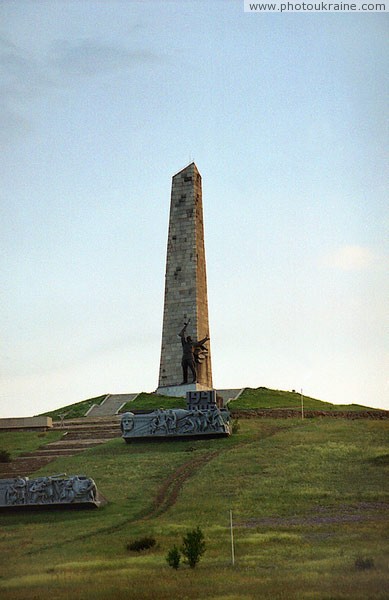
49, 39, 159, 77
0, 36, 53, 143
0, 37, 52, 100
0, 36, 160, 143
322, 245, 378, 271
0, 103, 31, 144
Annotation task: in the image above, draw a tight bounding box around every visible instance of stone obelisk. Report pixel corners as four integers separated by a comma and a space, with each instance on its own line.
157, 163, 213, 396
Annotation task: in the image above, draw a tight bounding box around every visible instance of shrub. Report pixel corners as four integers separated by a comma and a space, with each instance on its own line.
231, 418, 240, 434
166, 545, 181, 569
355, 557, 374, 570
181, 527, 206, 568
0, 450, 11, 463
126, 536, 156, 552
370, 454, 389, 465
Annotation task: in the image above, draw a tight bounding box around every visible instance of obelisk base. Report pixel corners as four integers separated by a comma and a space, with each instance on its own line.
156, 383, 211, 398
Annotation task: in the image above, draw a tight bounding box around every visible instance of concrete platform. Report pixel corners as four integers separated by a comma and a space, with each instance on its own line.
156, 383, 211, 398
0, 417, 52, 430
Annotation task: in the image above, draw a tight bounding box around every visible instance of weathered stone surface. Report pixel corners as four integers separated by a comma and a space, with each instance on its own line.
0, 474, 103, 509
187, 390, 218, 411
121, 396, 229, 442
157, 383, 210, 398
86, 393, 139, 416
157, 163, 212, 392
0, 417, 52, 430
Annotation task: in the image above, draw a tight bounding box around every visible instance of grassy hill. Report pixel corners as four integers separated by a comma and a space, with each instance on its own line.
0, 416, 388, 599
39, 395, 107, 421
38, 393, 187, 421
39, 387, 376, 421
39, 394, 107, 421
230, 387, 373, 411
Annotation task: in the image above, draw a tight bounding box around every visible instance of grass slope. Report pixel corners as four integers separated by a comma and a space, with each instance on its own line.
38, 387, 375, 421
119, 392, 187, 413
39, 395, 107, 421
0, 418, 388, 599
0, 430, 63, 460
230, 387, 373, 411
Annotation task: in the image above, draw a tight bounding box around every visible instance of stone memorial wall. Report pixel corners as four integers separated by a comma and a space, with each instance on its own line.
0, 475, 101, 509
121, 390, 229, 442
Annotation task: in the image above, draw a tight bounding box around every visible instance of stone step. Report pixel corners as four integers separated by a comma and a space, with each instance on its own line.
53, 415, 121, 428
0, 418, 122, 479
53, 420, 120, 430
64, 432, 120, 440
87, 393, 138, 417
216, 388, 244, 405
21, 449, 86, 457
21, 438, 116, 456
60, 425, 120, 432
0, 456, 54, 478
53, 429, 119, 438
45, 440, 111, 449
62, 423, 120, 433
6, 458, 54, 466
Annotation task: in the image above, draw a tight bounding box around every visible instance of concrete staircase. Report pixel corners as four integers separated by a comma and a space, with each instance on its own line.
0, 392, 244, 479
86, 393, 139, 417
85, 390, 243, 416
216, 389, 244, 405
0, 416, 122, 479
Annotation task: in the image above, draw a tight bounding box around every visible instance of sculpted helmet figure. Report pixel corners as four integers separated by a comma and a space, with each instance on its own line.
120, 412, 135, 434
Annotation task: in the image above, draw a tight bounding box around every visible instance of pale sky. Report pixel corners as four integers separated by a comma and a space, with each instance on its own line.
1, 1, 388, 418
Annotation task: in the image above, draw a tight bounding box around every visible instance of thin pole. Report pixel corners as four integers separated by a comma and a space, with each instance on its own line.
301, 388, 304, 420
230, 509, 235, 566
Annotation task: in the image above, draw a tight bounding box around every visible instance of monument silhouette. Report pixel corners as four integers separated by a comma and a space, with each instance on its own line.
157, 163, 213, 396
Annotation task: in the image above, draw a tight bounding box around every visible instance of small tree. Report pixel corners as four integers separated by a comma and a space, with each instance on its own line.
231, 418, 240, 434
355, 556, 374, 570
166, 545, 181, 569
181, 527, 206, 568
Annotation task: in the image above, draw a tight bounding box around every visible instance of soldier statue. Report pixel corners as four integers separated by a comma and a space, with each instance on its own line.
179, 319, 209, 384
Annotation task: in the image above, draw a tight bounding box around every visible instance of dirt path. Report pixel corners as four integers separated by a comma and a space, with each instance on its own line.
134, 422, 289, 522
135, 449, 221, 522
237, 501, 389, 528
25, 424, 291, 553
25, 448, 223, 554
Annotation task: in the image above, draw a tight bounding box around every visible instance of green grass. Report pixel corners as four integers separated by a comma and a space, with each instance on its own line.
37, 387, 377, 421
39, 395, 107, 421
119, 392, 187, 413
0, 418, 388, 599
230, 387, 374, 411
0, 430, 63, 459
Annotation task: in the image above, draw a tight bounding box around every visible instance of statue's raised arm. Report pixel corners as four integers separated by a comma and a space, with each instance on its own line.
179, 319, 198, 384
179, 318, 190, 341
